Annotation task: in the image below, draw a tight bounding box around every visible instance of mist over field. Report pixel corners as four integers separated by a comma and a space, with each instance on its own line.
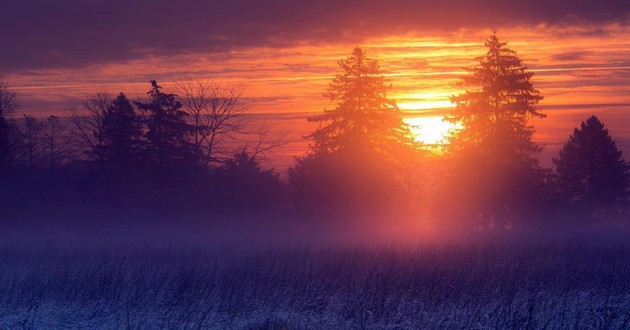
0, 227, 628, 329
2, 1, 630, 328
1, 190, 630, 329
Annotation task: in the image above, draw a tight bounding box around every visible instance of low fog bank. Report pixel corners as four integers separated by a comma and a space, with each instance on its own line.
2, 207, 630, 328
3, 208, 630, 251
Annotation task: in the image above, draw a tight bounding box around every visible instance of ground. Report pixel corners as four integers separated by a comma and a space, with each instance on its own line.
1, 232, 629, 329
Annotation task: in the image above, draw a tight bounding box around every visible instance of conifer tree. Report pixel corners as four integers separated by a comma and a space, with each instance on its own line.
447, 33, 544, 164
102, 93, 144, 167
443, 34, 546, 227
214, 150, 283, 210
307, 47, 415, 159
290, 48, 419, 208
554, 115, 629, 207
136, 81, 198, 171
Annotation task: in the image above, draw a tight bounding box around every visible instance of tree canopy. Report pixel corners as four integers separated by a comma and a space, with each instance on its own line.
0, 79, 18, 170
3, 41, 630, 228
441, 34, 546, 227
554, 115, 630, 208
307, 47, 416, 160
102, 93, 144, 168
136, 81, 198, 172
291, 47, 420, 210
447, 33, 544, 164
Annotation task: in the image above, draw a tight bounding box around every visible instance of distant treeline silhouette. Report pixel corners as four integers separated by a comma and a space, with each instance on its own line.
0, 34, 628, 230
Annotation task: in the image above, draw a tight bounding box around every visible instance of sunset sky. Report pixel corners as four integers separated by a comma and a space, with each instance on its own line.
3, 0, 630, 171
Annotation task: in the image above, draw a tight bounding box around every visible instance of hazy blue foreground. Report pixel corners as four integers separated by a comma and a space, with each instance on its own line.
1, 232, 630, 329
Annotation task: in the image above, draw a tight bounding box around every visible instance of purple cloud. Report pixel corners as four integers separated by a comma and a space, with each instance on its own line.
2, 0, 629, 72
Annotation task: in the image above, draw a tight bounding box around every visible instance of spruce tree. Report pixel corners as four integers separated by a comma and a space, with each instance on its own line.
290, 47, 419, 209
135, 81, 198, 172
214, 150, 283, 210
307, 47, 415, 159
102, 93, 144, 168
553, 115, 630, 207
447, 33, 544, 164
443, 34, 546, 227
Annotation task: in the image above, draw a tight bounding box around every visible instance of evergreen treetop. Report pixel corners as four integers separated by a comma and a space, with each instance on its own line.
307, 47, 417, 160
447, 33, 544, 165
554, 115, 630, 206
135, 81, 198, 171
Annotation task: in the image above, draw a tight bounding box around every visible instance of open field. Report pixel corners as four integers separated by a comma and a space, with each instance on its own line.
1, 234, 629, 329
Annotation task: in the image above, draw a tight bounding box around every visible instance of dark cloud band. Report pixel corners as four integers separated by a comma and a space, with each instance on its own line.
2, 0, 629, 72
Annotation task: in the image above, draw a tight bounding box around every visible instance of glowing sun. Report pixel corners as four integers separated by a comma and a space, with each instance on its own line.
405, 116, 459, 145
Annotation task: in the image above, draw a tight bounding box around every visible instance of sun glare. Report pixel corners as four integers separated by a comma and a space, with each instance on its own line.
398, 101, 454, 110
405, 116, 459, 145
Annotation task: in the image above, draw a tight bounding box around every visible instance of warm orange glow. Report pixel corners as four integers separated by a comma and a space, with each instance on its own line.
8, 23, 630, 170
399, 101, 453, 110
397, 92, 455, 111
405, 116, 460, 145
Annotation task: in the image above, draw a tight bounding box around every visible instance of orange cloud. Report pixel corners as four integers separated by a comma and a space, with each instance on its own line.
6, 22, 630, 171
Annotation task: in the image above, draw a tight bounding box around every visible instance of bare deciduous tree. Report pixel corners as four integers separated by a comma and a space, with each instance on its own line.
0, 78, 18, 118
15, 115, 44, 170
0, 77, 18, 169
43, 115, 75, 170
236, 123, 287, 163
176, 77, 252, 166
176, 77, 286, 166
67, 93, 112, 167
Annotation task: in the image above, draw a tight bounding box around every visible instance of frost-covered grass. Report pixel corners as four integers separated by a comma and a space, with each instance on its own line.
1, 238, 630, 329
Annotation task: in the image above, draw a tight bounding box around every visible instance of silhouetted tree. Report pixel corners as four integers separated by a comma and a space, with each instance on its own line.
15, 115, 43, 171
443, 34, 546, 228
0, 78, 18, 170
42, 115, 75, 170
308, 47, 416, 157
67, 92, 112, 169
176, 77, 252, 165
553, 116, 630, 209
290, 47, 420, 209
101, 93, 144, 168
136, 81, 198, 172
213, 149, 283, 210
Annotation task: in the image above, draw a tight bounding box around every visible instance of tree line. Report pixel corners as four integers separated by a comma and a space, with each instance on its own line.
0, 34, 628, 230
0, 78, 285, 224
